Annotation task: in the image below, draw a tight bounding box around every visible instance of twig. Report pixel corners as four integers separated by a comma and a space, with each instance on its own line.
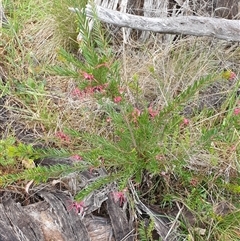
85, 4, 240, 42
165, 202, 183, 240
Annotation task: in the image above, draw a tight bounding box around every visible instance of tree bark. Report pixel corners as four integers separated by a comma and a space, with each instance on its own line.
84, 4, 240, 42
0, 1, 8, 26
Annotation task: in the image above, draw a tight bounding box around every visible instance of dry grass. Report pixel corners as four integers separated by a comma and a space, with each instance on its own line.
119, 37, 240, 108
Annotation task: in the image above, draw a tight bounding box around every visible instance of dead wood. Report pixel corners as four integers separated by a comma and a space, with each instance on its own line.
0, 166, 182, 241
129, 181, 178, 241
84, 4, 240, 42
0, 189, 113, 241
0, 1, 8, 26
106, 193, 134, 241
37, 191, 91, 241
84, 215, 114, 241
0, 197, 45, 241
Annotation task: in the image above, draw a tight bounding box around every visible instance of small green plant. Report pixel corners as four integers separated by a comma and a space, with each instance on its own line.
0, 136, 47, 168
138, 218, 156, 241
0, 137, 18, 166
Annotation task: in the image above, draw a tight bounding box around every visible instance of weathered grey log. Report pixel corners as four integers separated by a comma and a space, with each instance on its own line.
106, 193, 134, 241
83, 4, 240, 42
0, 1, 8, 26
129, 181, 178, 241
0, 191, 91, 241
84, 215, 114, 241
0, 66, 7, 84
38, 191, 91, 241
0, 197, 45, 241
0, 189, 116, 241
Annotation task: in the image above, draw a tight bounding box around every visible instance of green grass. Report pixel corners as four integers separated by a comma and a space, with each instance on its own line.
1, 0, 240, 240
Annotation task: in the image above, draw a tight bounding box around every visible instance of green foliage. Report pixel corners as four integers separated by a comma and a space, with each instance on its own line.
0, 135, 76, 186
0, 163, 85, 186
45, 8, 240, 228
74, 173, 121, 201
79, 105, 164, 184
0, 137, 45, 167
52, 0, 86, 51
0, 137, 18, 166
158, 73, 220, 119
49, 3, 120, 99
138, 218, 156, 241
215, 210, 240, 240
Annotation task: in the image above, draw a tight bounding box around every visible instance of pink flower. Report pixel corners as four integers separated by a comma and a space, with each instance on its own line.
114, 96, 122, 103
132, 108, 141, 123
180, 118, 190, 128
84, 84, 107, 95
92, 85, 105, 93
222, 70, 237, 81
83, 72, 94, 81
112, 188, 127, 206
56, 131, 70, 142
229, 71, 237, 81
233, 108, 240, 115
71, 84, 108, 100
71, 155, 83, 161
106, 117, 112, 122
230, 145, 236, 151
183, 118, 190, 125
88, 166, 95, 174
161, 171, 167, 176
156, 154, 166, 161
71, 87, 84, 98
67, 200, 85, 215
189, 178, 198, 186
148, 106, 159, 118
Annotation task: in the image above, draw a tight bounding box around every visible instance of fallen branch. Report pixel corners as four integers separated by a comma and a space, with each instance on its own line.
0, 1, 8, 26
83, 4, 240, 42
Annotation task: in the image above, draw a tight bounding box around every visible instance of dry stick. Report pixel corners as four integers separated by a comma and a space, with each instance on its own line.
119, 229, 135, 241
165, 202, 183, 240
0, 0, 8, 27
0, 0, 3, 30
85, 4, 240, 42
129, 180, 178, 241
